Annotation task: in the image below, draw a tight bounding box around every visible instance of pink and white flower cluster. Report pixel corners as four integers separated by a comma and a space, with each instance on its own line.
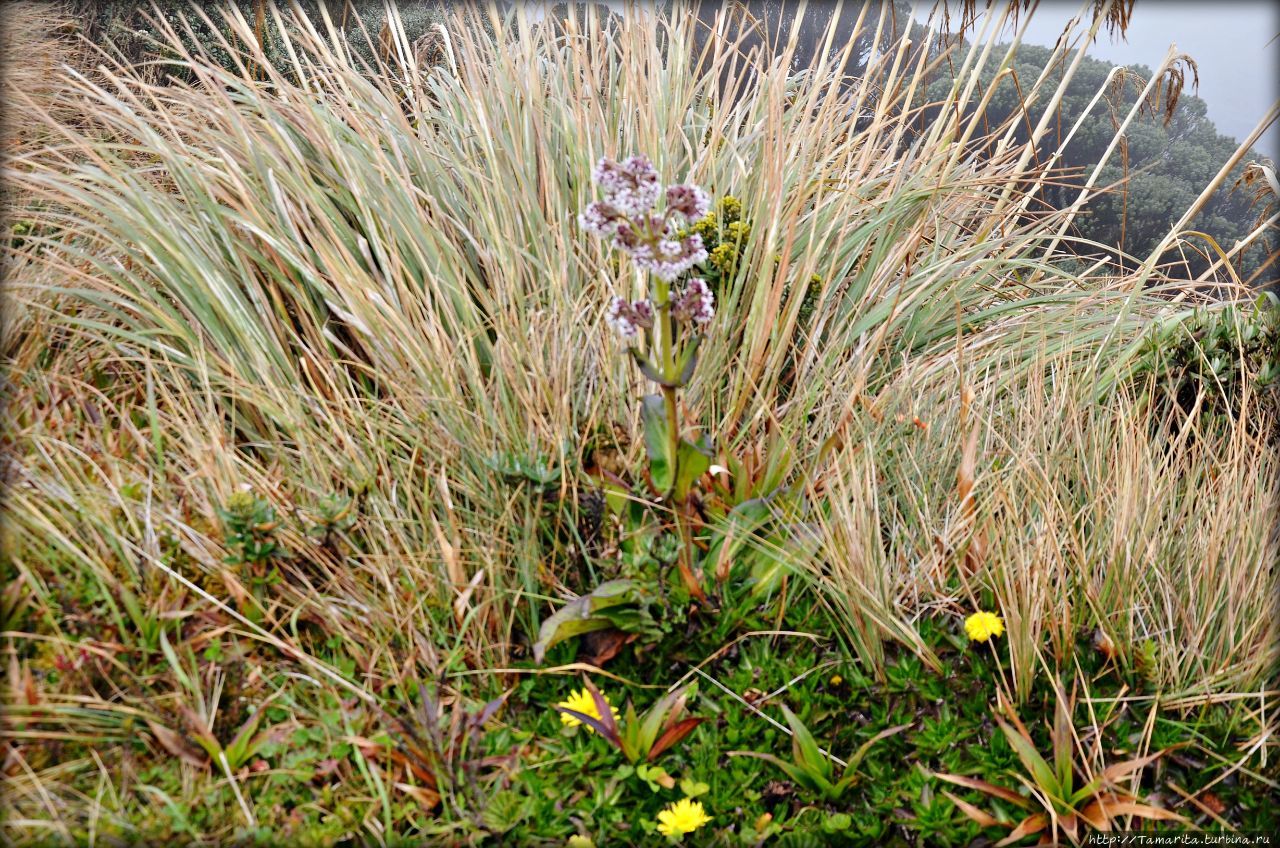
581, 156, 716, 343
604, 296, 654, 342
579, 156, 711, 283
670, 278, 714, 326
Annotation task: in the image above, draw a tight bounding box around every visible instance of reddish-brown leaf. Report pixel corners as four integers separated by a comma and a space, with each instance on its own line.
1078, 800, 1111, 831
395, 781, 441, 811
311, 758, 341, 783
1200, 792, 1228, 816
995, 814, 1047, 847
578, 628, 635, 668
647, 717, 705, 761
553, 707, 623, 749
1099, 750, 1168, 786
147, 720, 209, 768
942, 791, 1005, 828
1100, 802, 1188, 824
935, 772, 1033, 808
582, 676, 621, 740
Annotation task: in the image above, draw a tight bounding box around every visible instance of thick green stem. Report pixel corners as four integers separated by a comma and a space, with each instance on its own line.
653, 279, 680, 475
653, 279, 705, 603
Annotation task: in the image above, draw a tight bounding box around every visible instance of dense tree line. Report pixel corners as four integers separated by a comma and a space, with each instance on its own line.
919, 40, 1277, 287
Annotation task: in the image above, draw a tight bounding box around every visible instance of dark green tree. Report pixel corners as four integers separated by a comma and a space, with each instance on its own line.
924, 43, 1277, 286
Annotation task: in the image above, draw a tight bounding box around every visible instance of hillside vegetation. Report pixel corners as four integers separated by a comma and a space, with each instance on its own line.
3, 3, 1277, 845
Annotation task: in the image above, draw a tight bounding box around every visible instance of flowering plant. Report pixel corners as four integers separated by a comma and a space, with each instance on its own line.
655, 797, 712, 840
964, 610, 1004, 643
555, 686, 620, 732
552, 676, 704, 764
581, 156, 717, 601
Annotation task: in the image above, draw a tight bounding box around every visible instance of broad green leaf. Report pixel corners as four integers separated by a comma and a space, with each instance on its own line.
640, 394, 674, 493
599, 474, 630, 516
621, 701, 641, 763
673, 437, 712, 501
680, 778, 710, 798
224, 703, 269, 769
781, 705, 830, 781
532, 579, 638, 662
1053, 690, 1073, 795
759, 432, 795, 494
730, 751, 830, 796
630, 349, 666, 385
638, 688, 682, 756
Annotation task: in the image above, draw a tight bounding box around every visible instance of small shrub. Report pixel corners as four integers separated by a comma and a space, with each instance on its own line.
1136, 292, 1280, 426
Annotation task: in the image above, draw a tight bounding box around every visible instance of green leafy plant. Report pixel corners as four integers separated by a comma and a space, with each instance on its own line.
183, 697, 282, 773
532, 579, 662, 663
700, 425, 822, 597
217, 489, 281, 578
581, 156, 717, 603
305, 493, 357, 548
553, 678, 705, 764
684, 195, 749, 288
486, 450, 562, 488
936, 690, 1186, 845
381, 685, 518, 838
1135, 292, 1280, 423
731, 705, 909, 802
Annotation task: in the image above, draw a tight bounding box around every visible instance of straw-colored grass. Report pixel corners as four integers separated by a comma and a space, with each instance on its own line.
3, 1, 1275, 842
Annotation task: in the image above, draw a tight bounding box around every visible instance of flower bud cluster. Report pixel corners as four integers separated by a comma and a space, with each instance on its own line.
582, 156, 719, 342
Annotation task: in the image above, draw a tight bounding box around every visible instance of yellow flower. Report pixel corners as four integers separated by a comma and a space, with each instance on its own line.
656, 798, 712, 839
556, 686, 619, 731
717, 195, 742, 222
709, 243, 737, 272
965, 611, 1005, 642
829, 674, 844, 686
724, 220, 751, 243
566, 836, 595, 848
691, 213, 717, 240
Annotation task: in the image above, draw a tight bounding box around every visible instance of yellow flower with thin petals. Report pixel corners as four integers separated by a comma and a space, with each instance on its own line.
965, 611, 1005, 642
656, 798, 712, 839
556, 686, 619, 731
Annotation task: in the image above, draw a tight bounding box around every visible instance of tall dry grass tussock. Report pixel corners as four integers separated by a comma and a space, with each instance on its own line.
2, 1, 1276, 841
